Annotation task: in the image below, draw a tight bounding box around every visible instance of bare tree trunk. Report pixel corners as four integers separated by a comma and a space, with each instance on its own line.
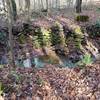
46, 0, 49, 15
50, 0, 53, 8
56, 0, 58, 9
19, 0, 23, 13
76, 0, 82, 13
38, 0, 41, 11
11, 0, 17, 21
40, 0, 44, 10
33, 0, 36, 11
2, 0, 6, 12
59, 0, 60, 10
6, 0, 16, 67
56, 0, 60, 10
25, 0, 30, 21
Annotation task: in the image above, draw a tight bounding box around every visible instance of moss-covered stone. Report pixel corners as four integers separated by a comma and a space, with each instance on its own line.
75, 15, 89, 22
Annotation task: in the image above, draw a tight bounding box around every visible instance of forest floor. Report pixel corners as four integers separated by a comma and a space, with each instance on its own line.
0, 63, 100, 100
0, 7, 100, 100
32, 7, 100, 28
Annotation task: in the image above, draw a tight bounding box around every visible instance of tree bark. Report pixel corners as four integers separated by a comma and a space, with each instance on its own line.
11, 0, 17, 21
6, 0, 16, 68
19, 0, 23, 13
76, 0, 82, 13
46, 0, 49, 15
25, 0, 30, 21
25, 0, 30, 11
2, 0, 6, 12
40, 0, 44, 10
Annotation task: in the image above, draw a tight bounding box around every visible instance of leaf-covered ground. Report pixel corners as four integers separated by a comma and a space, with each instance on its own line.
0, 7, 100, 100
0, 62, 100, 100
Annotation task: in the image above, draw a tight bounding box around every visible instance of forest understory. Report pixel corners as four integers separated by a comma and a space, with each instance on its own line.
0, 8, 100, 100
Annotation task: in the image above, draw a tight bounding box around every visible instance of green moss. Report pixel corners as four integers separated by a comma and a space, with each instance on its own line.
76, 15, 89, 22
